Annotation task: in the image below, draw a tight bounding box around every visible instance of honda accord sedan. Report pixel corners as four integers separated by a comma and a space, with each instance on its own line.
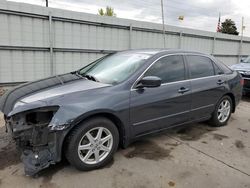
0, 49, 242, 176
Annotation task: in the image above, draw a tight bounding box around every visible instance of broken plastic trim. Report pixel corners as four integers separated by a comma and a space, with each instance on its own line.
48, 123, 70, 131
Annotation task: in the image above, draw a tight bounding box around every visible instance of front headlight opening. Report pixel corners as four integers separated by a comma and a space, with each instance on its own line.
25, 107, 59, 126
26, 111, 54, 126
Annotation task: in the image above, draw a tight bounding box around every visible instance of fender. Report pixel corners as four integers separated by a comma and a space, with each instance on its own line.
54, 109, 131, 162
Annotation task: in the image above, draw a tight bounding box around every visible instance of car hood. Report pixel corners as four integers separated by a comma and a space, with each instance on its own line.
230, 63, 250, 71
0, 73, 110, 115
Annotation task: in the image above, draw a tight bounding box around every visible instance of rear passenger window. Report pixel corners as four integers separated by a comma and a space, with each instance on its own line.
186, 55, 215, 79
144, 55, 185, 84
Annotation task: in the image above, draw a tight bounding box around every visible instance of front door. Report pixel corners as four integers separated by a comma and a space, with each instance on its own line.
129, 55, 192, 136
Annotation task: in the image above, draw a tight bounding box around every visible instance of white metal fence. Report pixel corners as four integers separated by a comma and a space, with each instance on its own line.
0, 1, 250, 84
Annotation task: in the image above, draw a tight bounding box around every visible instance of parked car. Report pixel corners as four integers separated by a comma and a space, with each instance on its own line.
0, 49, 243, 176
230, 56, 250, 95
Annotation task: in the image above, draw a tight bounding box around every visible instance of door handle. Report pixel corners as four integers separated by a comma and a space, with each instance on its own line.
217, 80, 225, 85
178, 87, 190, 94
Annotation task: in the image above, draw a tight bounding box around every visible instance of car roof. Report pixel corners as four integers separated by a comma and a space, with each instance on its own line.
120, 48, 205, 56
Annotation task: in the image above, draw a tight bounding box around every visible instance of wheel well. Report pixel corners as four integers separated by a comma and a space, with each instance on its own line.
85, 113, 125, 146
224, 93, 236, 113
62, 113, 125, 157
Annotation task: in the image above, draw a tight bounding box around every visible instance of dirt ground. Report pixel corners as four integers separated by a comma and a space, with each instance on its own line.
0, 88, 6, 97
0, 97, 249, 188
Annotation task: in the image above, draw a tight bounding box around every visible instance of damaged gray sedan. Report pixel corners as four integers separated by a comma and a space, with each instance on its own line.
0, 49, 242, 176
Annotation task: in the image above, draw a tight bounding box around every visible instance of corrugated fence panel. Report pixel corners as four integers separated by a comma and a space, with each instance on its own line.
216, 56, 239, 66
181, 36, 213, 54
214, 40, 240, 55
241, 42, 250, 55
0, 51, 50, 82
0, 1, 250, 84
0, 14, 49, 47
54, 22, 130, 50
132, 31, 165, 48
54, 52, 104, 75
165, 34, 179, 49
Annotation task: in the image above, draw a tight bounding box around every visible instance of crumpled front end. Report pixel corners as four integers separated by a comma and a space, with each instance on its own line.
5, 106, 65, 176
0, 73, 113, 176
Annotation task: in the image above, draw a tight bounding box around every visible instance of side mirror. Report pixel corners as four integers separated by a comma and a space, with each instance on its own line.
137, 76, 162, 88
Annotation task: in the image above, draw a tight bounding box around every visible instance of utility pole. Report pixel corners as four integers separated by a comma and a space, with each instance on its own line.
241, 17, 244, 38
46, 0, 48, 7
239, 16, 244, 61
160, 0, 166, 48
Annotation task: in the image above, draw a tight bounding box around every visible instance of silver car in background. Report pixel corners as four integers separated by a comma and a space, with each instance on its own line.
231, 56, 250, 95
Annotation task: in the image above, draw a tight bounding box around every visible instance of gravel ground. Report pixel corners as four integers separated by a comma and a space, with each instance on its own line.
0, 88, 6, 96
0, 97, 249, 188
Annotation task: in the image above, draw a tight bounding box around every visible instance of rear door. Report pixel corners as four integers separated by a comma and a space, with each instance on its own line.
185, 55, 226, 120
130, 55, 192, 136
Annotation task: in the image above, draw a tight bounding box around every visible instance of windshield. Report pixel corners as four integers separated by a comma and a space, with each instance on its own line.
243, 56, 250, 63
78, 52, 153, 84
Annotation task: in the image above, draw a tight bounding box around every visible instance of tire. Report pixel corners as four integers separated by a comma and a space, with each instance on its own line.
209, 95, 232, 127
65, 117, 119, 171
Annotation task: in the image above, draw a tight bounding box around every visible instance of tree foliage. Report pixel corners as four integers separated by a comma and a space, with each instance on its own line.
98, 8, 104, 16
220, 19, 239, 35
98, 6, 116, 17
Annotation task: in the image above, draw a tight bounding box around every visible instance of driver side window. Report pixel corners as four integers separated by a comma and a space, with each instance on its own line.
144, 55, 186, 84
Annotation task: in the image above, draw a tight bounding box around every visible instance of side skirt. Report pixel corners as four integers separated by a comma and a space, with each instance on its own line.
132, 115, 211, 140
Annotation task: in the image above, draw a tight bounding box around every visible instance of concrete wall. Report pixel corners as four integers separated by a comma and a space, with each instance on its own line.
0, 1, 250, 84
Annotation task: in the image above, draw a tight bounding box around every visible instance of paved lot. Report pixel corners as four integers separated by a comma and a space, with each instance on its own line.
0, 97, 249, 188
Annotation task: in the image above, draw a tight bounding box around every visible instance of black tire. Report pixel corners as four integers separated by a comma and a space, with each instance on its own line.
209, 95, 232, 127
65, 117, 119, 171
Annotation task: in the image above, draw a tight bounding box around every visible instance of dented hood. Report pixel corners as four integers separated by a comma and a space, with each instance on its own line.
0, 73, 110, 115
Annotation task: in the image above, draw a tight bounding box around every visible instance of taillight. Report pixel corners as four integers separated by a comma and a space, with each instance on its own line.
240, 79, 245, 86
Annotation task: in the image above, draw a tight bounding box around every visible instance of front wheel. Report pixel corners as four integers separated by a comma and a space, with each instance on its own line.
209, 96, 232, 127
65, 117, 119, 171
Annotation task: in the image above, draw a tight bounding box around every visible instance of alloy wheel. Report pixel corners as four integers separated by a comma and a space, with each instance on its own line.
217, 99, 231, 123
78, 127, 113, 165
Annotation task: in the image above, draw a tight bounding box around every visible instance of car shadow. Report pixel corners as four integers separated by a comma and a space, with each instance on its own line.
242, 94, 250, 102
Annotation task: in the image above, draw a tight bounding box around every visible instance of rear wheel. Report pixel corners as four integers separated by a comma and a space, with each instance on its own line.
209, 96, 232, 127
65, 117, 119, 171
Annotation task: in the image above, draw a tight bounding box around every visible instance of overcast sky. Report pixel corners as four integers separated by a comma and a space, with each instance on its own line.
7, 0, 250, 36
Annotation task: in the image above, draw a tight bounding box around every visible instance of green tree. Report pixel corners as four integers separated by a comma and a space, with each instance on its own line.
98, 8, 104, 16
220, 19, 239, 35
98, 6, 116, 17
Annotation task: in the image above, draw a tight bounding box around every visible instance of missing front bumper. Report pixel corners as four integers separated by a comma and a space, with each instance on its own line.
22, 148, 54, 176
6, 120, 60, 176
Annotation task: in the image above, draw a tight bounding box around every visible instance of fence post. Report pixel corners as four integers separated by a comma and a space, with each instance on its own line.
238, 36, 243, 63
179, 31, 182, 49
129, 24, 133, 49
49, 12, 54, 76
212, 34, 216, 55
